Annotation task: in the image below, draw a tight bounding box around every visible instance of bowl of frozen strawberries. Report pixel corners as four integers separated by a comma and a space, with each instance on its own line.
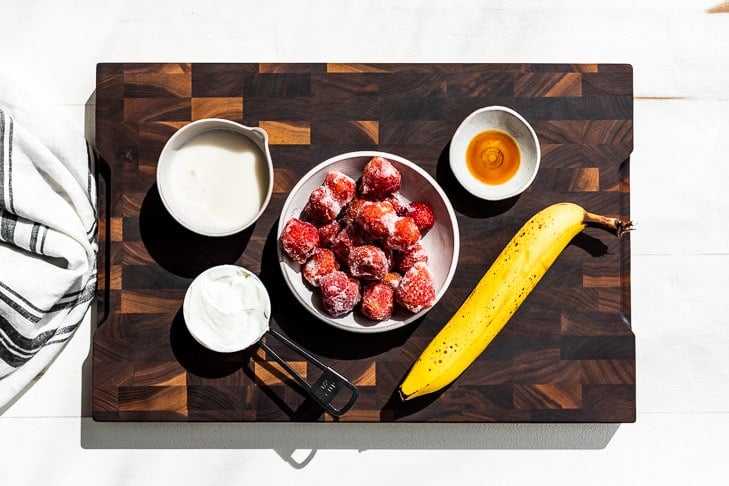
277, 151, 460, 333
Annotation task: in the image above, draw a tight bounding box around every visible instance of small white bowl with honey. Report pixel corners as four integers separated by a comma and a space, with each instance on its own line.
449, 106, 540, 201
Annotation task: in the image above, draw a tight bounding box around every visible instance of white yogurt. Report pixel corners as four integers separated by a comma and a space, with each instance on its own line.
183, 265, 270, 353
165, 129, 269, 235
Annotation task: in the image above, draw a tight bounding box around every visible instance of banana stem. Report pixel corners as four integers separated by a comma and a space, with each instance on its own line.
583, 212, 634, 238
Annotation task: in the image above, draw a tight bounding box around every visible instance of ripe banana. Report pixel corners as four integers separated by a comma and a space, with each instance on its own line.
399, 202, 633, 401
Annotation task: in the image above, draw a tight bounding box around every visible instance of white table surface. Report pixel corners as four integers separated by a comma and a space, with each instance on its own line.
2, 0, 728, 484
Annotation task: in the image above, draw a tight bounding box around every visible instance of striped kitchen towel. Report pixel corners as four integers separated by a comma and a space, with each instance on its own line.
0, 72, 97, 410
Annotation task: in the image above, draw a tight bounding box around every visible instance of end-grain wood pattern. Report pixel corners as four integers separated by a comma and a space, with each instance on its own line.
93, 63, 634, 422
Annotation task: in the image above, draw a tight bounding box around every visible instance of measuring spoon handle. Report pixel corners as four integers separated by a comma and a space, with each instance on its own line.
257, 329, 359, 417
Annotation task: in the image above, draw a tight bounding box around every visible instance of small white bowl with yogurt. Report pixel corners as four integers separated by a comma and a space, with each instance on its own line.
183, 264, 270, 353
156, 118, 274, 237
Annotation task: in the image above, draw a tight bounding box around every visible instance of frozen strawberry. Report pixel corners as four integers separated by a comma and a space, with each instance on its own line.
361, 282, 395, 321
319, 270, 361, 317
396, 242, 428, 273
303, 248, 340, 287
395, 261, 436, 313
384, 216, 421, 251
331, 225, 366, 267
304, 185, 343, 224
317, 220, 341, 248
281, 218, 320, 264
341, 198, 367, 227
381, 271, 402, 290
384, 193, 411, 216
406, 200, 435, 232
356, 200, 397, 240
360, 156, 401, 199
348, 245, 389, 281
324, 171, 356, 205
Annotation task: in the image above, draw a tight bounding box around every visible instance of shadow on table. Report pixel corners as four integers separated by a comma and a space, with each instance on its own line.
79, 420, 620, 454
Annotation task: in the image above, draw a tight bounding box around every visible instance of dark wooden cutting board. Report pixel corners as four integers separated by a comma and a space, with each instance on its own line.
93, 63, 634, 422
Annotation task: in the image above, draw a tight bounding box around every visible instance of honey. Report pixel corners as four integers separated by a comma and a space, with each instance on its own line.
465, 129, 520, 185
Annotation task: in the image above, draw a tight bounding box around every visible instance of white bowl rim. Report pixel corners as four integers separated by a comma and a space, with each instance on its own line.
156, 118, 275, 237
277, 150, 460, 334
449, 105, 540, 201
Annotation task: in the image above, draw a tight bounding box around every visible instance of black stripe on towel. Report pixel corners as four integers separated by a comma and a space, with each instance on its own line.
0, 313, 55, 357
0, 280, 44, 322
0, 211, 17, 244
29, 222, 40, 252
39, 226, 48, 255
0, 338, 31, 367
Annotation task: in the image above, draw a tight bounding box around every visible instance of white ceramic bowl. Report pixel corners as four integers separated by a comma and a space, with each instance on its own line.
449, 106, 540, 201
277, 151, 460, 334
156, 118, 274, 237
183, 264, 271, 353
